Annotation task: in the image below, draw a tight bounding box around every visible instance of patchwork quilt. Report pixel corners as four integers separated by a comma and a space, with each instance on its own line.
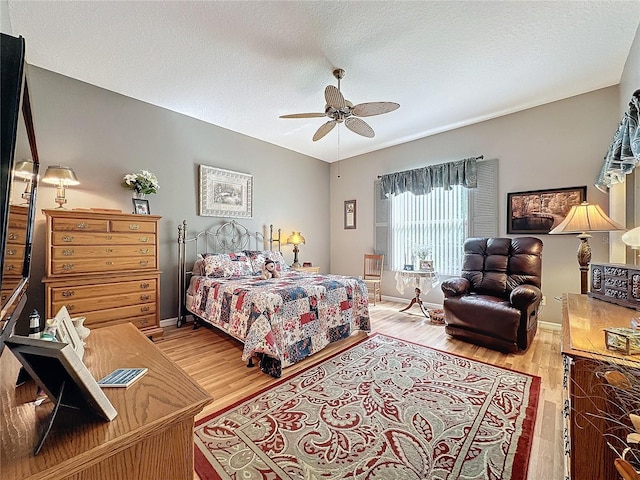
186, 271, 371, 377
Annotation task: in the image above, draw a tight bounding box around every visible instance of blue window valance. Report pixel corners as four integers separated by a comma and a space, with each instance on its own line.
380, 156, 480, 198
595, 89, 640, 192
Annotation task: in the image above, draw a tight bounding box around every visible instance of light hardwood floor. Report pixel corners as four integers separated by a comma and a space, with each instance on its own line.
156, 300, 564, 480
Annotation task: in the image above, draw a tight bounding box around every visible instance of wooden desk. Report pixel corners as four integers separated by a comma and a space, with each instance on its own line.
1, 323, 212, 480
561, 293, 639, 480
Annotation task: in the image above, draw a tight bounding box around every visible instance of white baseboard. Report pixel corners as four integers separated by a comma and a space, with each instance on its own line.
380, 295, 442, 310
160, 306, 562, 330
160, 316, 194, 328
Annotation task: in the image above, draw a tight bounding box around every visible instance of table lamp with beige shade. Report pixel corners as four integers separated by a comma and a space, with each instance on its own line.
622, 226, 640, 264
286, 231, 305, 268
549, 201, 625, 294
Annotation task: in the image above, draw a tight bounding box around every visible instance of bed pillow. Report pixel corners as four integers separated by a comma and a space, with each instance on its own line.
244, 250, 289, 274
201, 252, 253, 278
192, 254, 205, 276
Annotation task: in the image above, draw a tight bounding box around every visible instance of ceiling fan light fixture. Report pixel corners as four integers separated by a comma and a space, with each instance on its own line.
280, 68, 399, 142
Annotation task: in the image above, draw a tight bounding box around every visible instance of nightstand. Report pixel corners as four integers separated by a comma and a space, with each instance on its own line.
292, 266, 320, 273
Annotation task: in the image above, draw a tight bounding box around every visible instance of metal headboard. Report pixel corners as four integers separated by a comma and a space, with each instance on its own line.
177, 219, 282, 326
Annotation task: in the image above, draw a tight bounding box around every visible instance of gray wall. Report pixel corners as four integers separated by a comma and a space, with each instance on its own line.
24, 66, 330, 321
329, 86, 621, 324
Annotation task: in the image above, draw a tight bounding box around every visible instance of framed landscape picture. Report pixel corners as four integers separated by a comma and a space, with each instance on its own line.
507, 186, 586, 234
199, 165, 253, 218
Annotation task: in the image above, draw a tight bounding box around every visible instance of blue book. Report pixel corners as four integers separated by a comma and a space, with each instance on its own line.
97, 368, 148, 388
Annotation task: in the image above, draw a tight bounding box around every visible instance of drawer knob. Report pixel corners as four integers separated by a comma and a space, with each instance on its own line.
62, 235, 74, 242
139, 260, 148, 267
105, 235, 113, 240
141, 306, 150, 313
105, 261, 114, 265
129, 224, 140, 230
67, 305, 75, 311
76, 222, 88, 229
62, 290, 75, 298
140, 320, 148, 326
62, 249, 74, 256
139, 237, 149, 243
62, 263, 75, 271
140, 282, 150, 289
105, 248, 114, 253
8, 233, 17, 240
140, 294, 150, 301
6, 249, 16, 256
5, 265, 14, 271
139, 248, 149, 254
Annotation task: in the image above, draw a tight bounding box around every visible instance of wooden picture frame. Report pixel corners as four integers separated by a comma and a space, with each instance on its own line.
419, 260, 434, 271
507, 186, 587, 234
199, 165, 253, 218
4, 334, 117, 453
344, 199, 356, 229
53, 306, 84, 360
132, 198, 150, 215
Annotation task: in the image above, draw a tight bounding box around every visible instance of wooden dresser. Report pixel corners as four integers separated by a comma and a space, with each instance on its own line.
1, 204, 28, 305
561, 293, 640, 480
1, 323, 213, 479
42, 210, 163, 339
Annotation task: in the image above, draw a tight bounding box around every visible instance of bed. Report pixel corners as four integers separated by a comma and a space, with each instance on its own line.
177, 220, 370, 377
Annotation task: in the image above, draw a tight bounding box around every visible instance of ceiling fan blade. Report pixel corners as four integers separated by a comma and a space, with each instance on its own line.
352, 102, 400, 117
325, 85, 346, 109
345, 117, 375, 138
313, 120, 337, 141
279, 112, 326, 119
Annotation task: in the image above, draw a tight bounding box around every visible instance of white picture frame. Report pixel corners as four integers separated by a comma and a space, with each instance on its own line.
53, 306, 84, 360
199, 165, 253, 218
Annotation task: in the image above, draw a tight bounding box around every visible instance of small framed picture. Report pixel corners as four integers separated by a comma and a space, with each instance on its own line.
403, 264, 414, 271
132, 198, 150, 215
303, 262, 312, 267
53, 306, 84, 360
419, 260, 434, 271
344, 199, 356, 229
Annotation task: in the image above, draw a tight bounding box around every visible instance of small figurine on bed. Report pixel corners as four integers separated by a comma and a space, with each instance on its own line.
261, 259, 280, 280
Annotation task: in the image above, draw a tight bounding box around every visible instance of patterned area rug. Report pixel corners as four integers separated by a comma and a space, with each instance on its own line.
194, 333, 540, 480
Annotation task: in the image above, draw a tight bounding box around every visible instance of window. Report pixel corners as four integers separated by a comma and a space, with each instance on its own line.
375, 159, 498, 276
390, 185, 468, 275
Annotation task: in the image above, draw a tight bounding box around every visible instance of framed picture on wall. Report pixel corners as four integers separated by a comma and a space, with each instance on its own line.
507, 186, 587, 234
344, 200, 356, 229
199, 165, 253, 218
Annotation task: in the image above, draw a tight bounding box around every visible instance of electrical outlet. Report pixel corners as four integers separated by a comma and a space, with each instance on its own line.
541, 296, 546, 306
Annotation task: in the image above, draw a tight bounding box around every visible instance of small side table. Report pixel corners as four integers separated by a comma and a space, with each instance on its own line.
394, 270, 440, 318
292, 266, 320, 273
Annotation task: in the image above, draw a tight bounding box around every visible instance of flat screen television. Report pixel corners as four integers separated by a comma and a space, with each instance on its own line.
0, 33, 40, 353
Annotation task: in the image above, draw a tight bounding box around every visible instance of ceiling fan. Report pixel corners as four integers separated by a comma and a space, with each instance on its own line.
280, 68, 400, 142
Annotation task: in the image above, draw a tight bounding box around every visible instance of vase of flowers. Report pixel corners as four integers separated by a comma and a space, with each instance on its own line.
122, 170, 159, 197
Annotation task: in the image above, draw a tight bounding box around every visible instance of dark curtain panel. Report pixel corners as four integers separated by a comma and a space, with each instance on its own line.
596, 89, 640, 192
380, 156, 479, 198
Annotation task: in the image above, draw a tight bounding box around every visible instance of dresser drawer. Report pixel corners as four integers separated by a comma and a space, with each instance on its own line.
79, 303, 157, 325
54, 290, 155, 316
87, 315, 158, 331
3, 257, 23, 274
52, 231, 155, 246
51, 245, 156, 260
7, 226, 27, 243
4, 245, 25, 260
51, 278, 157, 302
111, 219, 156, 233
52, 257, 155, 275
52, 217, 109, 232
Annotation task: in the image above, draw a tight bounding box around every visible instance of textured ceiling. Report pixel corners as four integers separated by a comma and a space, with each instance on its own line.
6, 1, 640, 162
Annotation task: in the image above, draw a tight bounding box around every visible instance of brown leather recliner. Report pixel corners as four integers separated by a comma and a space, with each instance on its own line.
441, 237, 543, 353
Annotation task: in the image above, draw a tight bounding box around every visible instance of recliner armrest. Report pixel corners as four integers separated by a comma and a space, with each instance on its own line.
510, 285, 542, 309
441, 278, 471, 297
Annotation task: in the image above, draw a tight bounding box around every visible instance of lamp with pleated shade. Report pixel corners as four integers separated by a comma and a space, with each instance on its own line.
549, 201, 625, 293
286, 231, 305, 268
42, 165, 79, 209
